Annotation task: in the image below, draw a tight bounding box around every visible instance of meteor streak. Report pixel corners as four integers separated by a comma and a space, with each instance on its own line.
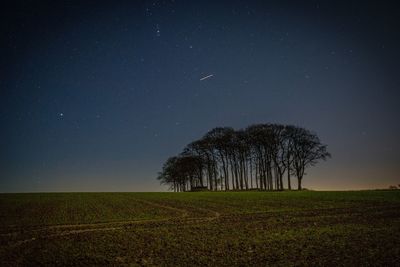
200, 74, 214, 81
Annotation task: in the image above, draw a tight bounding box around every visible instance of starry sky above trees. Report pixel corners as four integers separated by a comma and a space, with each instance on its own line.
1, 0, 399, 192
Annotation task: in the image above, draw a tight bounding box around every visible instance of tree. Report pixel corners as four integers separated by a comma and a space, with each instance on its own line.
157, 156, 181, 192
202, 127, 236, 190
291, 127, 331, 190
157, 155, 204, 191
282, 125, 297, 190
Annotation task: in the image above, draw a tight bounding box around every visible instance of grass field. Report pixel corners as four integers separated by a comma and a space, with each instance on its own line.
1, 191, 399, 266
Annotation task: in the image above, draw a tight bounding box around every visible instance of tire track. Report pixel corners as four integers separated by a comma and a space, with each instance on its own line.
11, 204, 397, 247
6, 204, 397, 245
3, 197, 189, 233
4, 198, 220, 248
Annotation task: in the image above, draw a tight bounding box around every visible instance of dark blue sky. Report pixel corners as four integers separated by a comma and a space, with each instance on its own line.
1, 0, 399, 192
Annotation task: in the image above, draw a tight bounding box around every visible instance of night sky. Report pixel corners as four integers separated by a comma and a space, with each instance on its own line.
1, 1, 399, 192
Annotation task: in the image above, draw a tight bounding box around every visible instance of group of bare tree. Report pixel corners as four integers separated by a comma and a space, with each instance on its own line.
158, 124, 330, 192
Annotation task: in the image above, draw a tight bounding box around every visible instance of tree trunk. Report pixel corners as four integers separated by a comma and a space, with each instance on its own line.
278, 169, 284, 191
230, 163, 235, 190
286, 157, 291, 190
250, 158, 253, 189
199, 168, 204, 187
297, 177, 302, 190
255, 162, 259, 189
244, 159, 249, 190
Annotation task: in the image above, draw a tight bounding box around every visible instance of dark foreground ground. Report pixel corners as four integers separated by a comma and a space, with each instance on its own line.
0, 190, 399, 266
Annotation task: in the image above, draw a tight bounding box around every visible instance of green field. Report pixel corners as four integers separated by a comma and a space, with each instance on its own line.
1, 191, 399, 266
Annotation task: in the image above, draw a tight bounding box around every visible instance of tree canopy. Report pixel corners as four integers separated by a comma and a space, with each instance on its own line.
158, 123, 331, 192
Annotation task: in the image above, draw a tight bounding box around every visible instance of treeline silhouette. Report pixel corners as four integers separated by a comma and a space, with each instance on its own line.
158, 124, 330, 192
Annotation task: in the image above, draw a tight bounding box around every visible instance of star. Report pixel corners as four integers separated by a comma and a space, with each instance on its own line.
156, 24, 161, 37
